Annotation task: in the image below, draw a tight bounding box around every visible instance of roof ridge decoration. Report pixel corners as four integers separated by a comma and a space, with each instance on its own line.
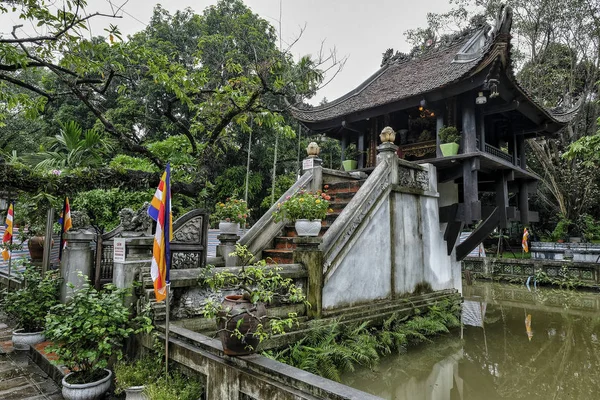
381, 15, 492, 68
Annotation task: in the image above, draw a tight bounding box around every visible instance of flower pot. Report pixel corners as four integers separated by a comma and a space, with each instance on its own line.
62, 369, 112, 400
440, 143, 460, 157
342, 160, 357, 171
12, 329, 45, 351
124, 386, 147, 400
219, 221, 240, 235
217, 295, 266, 356
295, 219, 322, 237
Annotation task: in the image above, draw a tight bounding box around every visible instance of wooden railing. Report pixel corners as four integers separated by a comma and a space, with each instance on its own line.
484, 143, 513, 163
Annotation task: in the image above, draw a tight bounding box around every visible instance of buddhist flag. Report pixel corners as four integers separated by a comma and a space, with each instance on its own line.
522, 227, 530, 253
147, 164, 173, 302
58, 198, 72, 261
2, 203, 14, 261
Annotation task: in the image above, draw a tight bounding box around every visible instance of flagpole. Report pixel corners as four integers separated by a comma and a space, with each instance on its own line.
165, 283, 170, 378
7, 202, 13, 278
58, 198, 67, 262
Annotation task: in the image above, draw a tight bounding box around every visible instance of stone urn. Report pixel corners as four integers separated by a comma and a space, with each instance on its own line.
12, 329, 45, 351
295, 219, 322, 237
62, 369, 113, 400
219, 221, 240, 235
124, 386, 147, 400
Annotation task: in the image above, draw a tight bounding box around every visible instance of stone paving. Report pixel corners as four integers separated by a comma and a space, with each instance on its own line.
0, 322, 63, 400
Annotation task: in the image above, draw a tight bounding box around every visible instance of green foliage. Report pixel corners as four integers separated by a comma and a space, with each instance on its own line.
2, 263, 60, 332
260, 173, 297, 210
143, 370, 203, 400
535, 266, 583, 290
214, 166, 263, 205
438, 126, 460, 144
72, 188, 153, 230
109, 155, 158, 173
44, 277, 153, 384
266, 299, 460, 382
213, 196, 250, 224
272, 189, 332, 223
550, 216, 572, 241
200, 244, 306, 347
343, 143, 359, 161
113, 356, 161, 394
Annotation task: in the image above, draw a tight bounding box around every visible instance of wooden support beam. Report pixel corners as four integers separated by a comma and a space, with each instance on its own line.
482, 100, 520, 115
438, 165, 464, 183
444, 221, 464, 255
518, 180, 529, 224
456, 207, 500, 261
439, 203, 462, 223
436, 113, 444, 157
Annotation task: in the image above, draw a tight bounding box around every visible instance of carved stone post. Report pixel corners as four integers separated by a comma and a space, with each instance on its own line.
304, 142, 323, 193
377, 127, 399, 185
217, 234, 239, 267
293, 237, 323, 319
60, 229, 96, 302
113, 236, 153, 308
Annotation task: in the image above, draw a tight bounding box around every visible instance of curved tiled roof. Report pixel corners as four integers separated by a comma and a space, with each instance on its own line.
292, 7, 580, 128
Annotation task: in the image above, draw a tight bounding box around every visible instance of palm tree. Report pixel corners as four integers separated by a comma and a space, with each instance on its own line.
31, 121, 114, 171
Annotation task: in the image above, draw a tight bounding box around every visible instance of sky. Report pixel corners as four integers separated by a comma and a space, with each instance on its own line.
2, 0, 453, 104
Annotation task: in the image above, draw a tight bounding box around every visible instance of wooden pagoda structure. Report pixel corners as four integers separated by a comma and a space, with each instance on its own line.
292, 6, 579, 259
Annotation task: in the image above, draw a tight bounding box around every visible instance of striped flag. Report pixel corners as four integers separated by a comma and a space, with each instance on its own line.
58, 197, 72, 261
522, 227, 530, 253
2, 203, 14, 261
147, 164, 173, 302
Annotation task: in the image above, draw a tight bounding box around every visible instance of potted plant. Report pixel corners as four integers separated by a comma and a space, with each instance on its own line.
342, 143, 359, 171
44, 276, 152, 400
213, 196, 249, 235
143, 370, 203, 399
201, 244, 307, 356
13, 193, 59, 261
2, 263, 60, 350
114, 356, 160, 400
272, 189, 332, 237
438, 126, 461, 156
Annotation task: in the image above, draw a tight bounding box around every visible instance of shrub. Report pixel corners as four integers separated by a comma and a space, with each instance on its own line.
143, 371, 203, 400
438, 126, 460, 144
272, 189, 332, 223
2, 263, 60, 332
44, 277, 153, 384
114, 356, 161, 394
213, 196, 250, 224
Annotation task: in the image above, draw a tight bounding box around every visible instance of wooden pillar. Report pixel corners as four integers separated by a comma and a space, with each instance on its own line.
477, 110, 485, 151
461, 97, 477, 153
510, 134, 517, 165
341, 135, 348, 163
368, 118, 378, 167
518, 180, 529, 225
358, 132, 365, 169
495, 171, 511, 229
436, 112, 444, 157
517, 135, 526, 169
462, 157, 480, 222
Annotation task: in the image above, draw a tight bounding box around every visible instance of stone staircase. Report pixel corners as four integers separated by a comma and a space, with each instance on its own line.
262, 179, 366, 264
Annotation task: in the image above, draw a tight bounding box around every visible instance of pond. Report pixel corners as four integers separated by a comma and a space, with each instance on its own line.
341, 282, 600, 400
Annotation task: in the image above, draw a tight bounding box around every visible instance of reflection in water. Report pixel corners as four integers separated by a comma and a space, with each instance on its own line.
341, 282, 600, 400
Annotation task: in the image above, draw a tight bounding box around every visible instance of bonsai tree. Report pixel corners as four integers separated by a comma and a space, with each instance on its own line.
44, 276, 153, 384
2, 263, 60, 332
438, 126, 460, 144
200, 244, 307, 355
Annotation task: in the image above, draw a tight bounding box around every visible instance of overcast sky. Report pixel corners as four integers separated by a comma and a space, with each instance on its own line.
3, 0, 453, 104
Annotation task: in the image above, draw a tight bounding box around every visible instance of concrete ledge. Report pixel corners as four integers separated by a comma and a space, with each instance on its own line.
30, 341, 67, 386
169, 264, 307, 288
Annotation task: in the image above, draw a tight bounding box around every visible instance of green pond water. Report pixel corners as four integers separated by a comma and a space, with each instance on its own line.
341, 282, 600, 400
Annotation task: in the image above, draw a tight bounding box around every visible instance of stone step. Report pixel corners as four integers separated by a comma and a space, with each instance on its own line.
324, 180, 365, 194
262, 249, 294, 265
274, 237, 296, 250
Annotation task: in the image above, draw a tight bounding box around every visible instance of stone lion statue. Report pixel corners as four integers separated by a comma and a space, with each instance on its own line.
119, 202, 152, 234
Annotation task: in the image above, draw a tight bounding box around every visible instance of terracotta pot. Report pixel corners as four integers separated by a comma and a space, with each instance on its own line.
217, 295, 266, 356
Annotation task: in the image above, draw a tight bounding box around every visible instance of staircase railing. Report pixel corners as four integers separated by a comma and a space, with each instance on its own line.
321, 160, 391, 275
239, 170, 313, 256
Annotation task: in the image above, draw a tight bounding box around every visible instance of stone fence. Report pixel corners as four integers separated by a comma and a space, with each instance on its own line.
531, 241, 600, 263
462, 256, 600, 287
